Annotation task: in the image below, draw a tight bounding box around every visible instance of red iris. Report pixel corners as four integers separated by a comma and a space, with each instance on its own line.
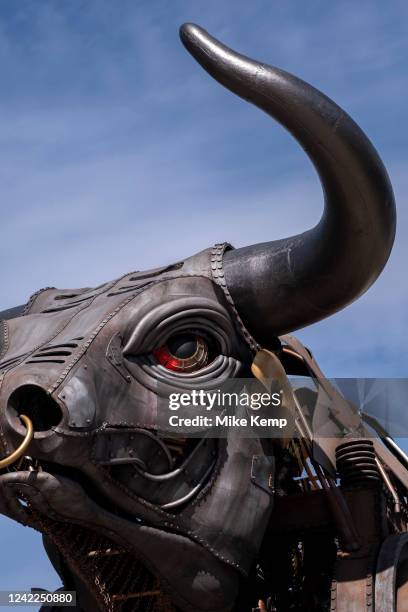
153, 333, 210, 373
153, 345, 185, 371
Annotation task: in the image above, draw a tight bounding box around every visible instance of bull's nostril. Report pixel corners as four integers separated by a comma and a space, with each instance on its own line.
7, 385, 63, 432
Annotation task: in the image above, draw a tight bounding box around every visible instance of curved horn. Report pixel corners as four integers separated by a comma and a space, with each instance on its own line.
180, 24, 396, 341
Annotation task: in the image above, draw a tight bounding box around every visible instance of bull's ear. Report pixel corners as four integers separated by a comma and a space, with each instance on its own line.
0, 305, 25, 320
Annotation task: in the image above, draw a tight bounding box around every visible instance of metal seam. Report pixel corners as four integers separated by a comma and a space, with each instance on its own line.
0, 320, 9, 361
210, 243, 259, 353
22, 286, 56, 315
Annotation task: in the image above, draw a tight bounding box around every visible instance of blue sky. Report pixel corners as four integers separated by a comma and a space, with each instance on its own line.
0, 0, 407, 601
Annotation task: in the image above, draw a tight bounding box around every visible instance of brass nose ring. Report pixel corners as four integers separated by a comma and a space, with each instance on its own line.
0, 415, 34, 469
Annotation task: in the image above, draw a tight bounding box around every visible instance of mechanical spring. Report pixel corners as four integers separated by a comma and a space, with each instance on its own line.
336, 439, 381, 488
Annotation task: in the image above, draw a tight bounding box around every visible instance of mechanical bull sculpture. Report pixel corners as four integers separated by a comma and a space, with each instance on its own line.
0, 23, 406, 612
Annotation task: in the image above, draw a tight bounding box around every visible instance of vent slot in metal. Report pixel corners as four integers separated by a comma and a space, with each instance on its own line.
28, 340, 80, 365
107, 281, 152, 297
26, 359, 66, 364
42, 296, 94, 313
128, 261, 183, 282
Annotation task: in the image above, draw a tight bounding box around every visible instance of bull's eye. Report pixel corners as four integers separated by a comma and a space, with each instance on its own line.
153, 332, 215, 373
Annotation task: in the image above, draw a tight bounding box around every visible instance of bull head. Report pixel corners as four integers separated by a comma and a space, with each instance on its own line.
0, 24, 396, 612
